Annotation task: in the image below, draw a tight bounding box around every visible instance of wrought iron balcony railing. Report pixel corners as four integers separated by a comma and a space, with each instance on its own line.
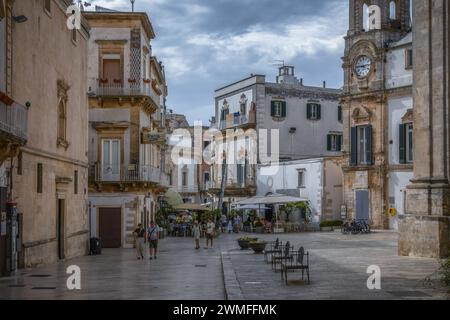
90, 163, 170, 187
0, 100, 28, 142
87, 78, 162, 106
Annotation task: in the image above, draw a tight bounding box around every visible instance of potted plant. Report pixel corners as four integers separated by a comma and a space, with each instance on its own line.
254, 219, 264, 233
237, 237, 258, 250
249, 240, 267, 254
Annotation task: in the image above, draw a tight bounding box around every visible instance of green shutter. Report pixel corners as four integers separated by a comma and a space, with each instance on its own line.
281, 101, 287, 117
399, 124, 406, 164
307, 103, 312, 119
350, 127, 357, 165
317, 104, 322, 120
327, 134, 332, 151
271, 101, 276, 117
337, 134, 343, 151
338, 105, 342, 122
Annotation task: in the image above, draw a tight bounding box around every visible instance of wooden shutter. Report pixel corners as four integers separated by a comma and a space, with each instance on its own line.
337, 135, 343, 151
350, 127, 357, 165
317, 104, 322, 120
399, 124, 406, 164
37, 163, 43, 194
281, 101, 287, 117
271, 101, 276, 117
365, 125, 373, 165
307, 103, 312, 119
327, 134, 332, 151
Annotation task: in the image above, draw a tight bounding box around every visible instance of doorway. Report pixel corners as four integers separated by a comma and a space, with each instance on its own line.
355, 190, 370, 222
57, 199, 65, 260
98, 208, 121, 248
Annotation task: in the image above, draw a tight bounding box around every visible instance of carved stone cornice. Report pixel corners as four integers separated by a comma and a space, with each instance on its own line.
352, 106, 372, 123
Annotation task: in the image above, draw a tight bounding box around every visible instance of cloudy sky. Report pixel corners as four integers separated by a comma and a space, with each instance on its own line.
90, 0, 348, 124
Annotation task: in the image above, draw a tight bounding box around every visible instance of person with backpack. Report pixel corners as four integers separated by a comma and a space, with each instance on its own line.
133, 223, 146, 260
147, 221, 159, 260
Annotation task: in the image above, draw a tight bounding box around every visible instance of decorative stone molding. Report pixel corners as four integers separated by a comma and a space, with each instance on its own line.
352, 106, 372, 123
57, 79, 70, 102
401, 108, 413, 123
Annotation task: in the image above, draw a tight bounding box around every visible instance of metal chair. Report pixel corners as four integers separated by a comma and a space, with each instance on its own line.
281, 246, 310, 285
263, 238, 282, 264
272, 241, 293, 272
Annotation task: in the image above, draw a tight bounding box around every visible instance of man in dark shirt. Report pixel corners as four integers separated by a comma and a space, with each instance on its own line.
133, 223, 145, 260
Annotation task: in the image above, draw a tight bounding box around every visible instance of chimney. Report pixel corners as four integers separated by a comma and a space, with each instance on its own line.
300, 78, 303, 86
323, 81, 326, 88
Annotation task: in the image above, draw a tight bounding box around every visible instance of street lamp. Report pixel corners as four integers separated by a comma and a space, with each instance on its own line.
130, 0, 136, 12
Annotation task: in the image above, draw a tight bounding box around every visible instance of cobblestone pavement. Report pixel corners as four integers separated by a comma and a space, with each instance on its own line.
0, 237, 225, 300
0, 231, 448, 300
219, 231, 449, 300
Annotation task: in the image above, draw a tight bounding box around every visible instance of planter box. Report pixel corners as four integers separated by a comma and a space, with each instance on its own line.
249, 242, 267, 254
320, 226, 333, 232
238, 240, 251, 250
254, 227, 264, 233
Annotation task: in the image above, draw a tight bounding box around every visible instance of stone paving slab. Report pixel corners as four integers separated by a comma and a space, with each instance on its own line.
218, 232, 449, 300
0, 238, 225, 300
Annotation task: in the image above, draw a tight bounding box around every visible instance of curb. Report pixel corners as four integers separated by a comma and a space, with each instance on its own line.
220, 251, 244, 300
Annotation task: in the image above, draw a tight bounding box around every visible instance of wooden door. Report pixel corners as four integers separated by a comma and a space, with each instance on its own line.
57, 199, 65, 260
102, 59, 121, 84
99, 208, 121, 248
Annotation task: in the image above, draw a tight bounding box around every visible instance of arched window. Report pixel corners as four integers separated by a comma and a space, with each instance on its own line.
362, 3, 370, 31
58, 99, 67, 142
389, 1, 397, 20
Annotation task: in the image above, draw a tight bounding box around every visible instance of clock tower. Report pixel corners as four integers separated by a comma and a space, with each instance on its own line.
341, 0, 411, 229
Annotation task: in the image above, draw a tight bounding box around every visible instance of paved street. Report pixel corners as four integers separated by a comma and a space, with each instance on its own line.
0, 231, 448, 300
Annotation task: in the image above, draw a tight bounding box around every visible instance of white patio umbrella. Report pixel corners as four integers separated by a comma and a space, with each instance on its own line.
235, 194, 308, 220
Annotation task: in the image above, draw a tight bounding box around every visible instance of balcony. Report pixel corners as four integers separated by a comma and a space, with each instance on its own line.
176, 186, 199, 194
0, 99, 28, 143
87, 78, 161, 107
90, 163, 170, 187
219, 110, 256, 131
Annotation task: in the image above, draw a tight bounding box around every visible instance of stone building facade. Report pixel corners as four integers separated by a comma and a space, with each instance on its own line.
85, 10, 170, 248
399, 0, 450, 258
210, 67, 342, 214
8, 0, 90, 268
0, 0, 29, 276
341, 0, 412, 229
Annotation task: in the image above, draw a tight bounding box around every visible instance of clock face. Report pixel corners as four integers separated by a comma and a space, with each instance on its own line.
354, 56, 372, 78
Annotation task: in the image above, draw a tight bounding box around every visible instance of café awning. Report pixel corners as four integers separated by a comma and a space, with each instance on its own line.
235, 193, 308, 205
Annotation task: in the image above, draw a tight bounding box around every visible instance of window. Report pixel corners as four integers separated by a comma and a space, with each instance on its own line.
307, 103, 321, 120
37, 163, 43, 194
405, 49, 413, 69
240, 102, 246, 115
72, 29, 77, 44
350, 125, 373, 165
236, 164, 245, 186
297, 169, 305, 188
182, 171, 187, 187
102, 139, 120, 180
74, 170, 78, 194
389, 1, 397, 20
327, 133, 343, 152
204, 172, 210, 182
271, 101, 286, 118
338, 105, 343, 122
399, 123, 413, 163
44, 0, 51, 14
58, 100, 67, 143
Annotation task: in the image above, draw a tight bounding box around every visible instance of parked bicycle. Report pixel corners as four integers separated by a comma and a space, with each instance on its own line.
342, 219, 371, 234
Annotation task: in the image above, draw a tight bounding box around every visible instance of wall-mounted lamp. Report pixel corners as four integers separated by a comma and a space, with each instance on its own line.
13, 15, 28, 23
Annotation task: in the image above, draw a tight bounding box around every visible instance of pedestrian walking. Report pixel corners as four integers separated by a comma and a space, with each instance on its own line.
147, 221, 159, 260
205, 218, 216, 249
192, 220, 201, 249
227, 219, 233, 234
133, 223, 145, 260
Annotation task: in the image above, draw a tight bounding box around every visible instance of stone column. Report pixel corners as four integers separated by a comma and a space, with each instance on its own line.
398, 0, 450, 258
